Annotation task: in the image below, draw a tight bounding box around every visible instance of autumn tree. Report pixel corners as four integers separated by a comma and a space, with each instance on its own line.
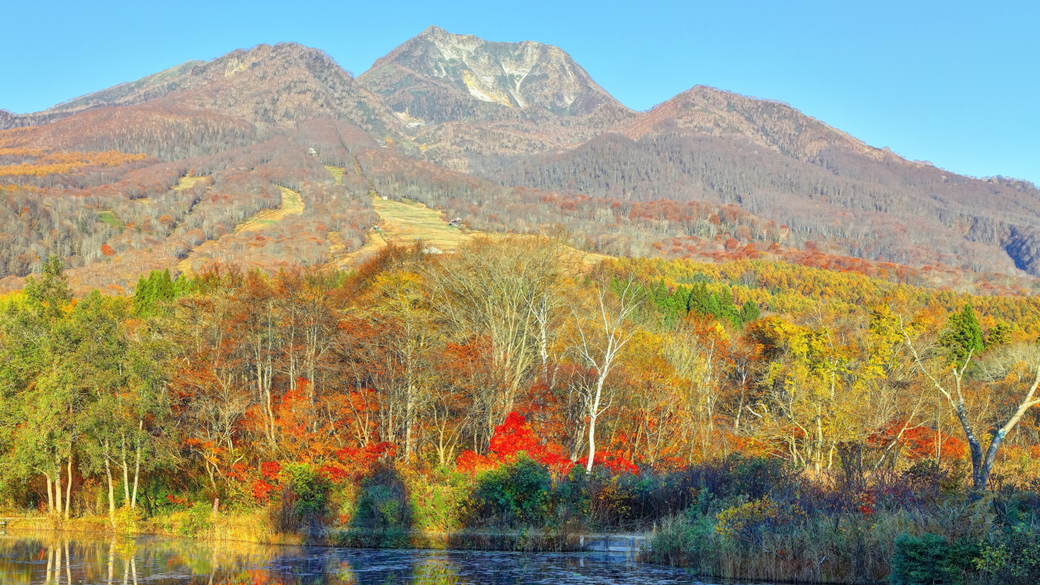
0, 256, 80, 518
663, 316, 731, 460
903, 306, 1040, 489
425, 236, 568, 449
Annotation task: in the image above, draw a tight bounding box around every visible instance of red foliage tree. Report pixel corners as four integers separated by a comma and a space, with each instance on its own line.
456, 412, 572, 475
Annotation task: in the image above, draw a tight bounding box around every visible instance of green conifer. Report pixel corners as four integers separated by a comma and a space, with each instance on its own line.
24, 255, 71, 322
941, 304, 984, 365
689, 283, 710, 315
739, 299, 761, 324
985, 321, 1011, 348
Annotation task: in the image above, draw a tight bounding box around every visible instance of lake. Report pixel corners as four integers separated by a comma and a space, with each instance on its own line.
0, 533, 768, 584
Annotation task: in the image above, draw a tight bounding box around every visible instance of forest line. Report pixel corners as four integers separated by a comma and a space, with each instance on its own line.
1, 239, 1040, 583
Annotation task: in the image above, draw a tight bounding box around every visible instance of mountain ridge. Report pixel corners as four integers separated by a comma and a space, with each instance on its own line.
2, 27, 1040, 287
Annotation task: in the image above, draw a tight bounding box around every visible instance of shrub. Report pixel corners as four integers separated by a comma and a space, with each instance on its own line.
346, 463, 412, 547
550, 467, 591, 529
112, 505, 141, 535
268, 462, 330, 535
465, 455, 551, 528
406, 467, 466, 533
649, 511, 721, 569
686, 454, 796, 503
890, 533, 980, 585
714, 495, 805, 547
177, 502, 212, 537
975, 524, 1040, 585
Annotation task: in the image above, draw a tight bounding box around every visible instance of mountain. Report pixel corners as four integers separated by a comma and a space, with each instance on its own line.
480, 85, 1040, 275
357, 26, 637, 171
1, 43, 402, 158
1, 60, 205, 126
0, 43, 405, 289
1, 28, 1039, 292
360, 25, 626, 120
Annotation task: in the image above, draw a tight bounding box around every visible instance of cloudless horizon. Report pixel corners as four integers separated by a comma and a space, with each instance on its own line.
2, 0, 1037, 184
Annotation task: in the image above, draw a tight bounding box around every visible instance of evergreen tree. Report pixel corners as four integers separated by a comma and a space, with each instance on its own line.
739, 299, 761, 324
158, 269, 175, 301
941, 304, 984, 365
688, 283, 710, 315
24, 255, 71, 322
671, 286, 692, 316
132, 269, 178, 317
706, 293, 722, 319
719, 288, 740, 325
985, 321, 1011, 348
132, 272, 155, 316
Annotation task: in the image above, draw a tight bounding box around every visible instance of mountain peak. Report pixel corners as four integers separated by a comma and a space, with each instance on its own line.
360, 26, 628, 119
417, 25, 450, 37
624, 84, 888, 164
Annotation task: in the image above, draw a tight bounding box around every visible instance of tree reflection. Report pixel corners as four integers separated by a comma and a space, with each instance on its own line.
0, 534, 667, 585
409, 556, 462, 584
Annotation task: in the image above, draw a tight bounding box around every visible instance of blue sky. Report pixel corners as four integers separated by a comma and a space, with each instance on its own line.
2, 0, 1037, 184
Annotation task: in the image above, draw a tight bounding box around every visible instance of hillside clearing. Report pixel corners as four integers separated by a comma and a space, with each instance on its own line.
172, 175, 208, 191
332, 193, 608, 268
177, 186, 304, 275
325, 165, 344, 185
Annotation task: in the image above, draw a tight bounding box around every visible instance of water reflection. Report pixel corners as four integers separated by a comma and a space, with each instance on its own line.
0, 533, 743, 584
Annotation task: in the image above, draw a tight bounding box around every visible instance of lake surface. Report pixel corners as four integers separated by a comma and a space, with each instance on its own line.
0, 532, 765, 585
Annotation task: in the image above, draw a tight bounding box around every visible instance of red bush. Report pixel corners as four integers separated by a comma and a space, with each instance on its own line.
260, 461, 281, 480
251, 479, 277, 502
456, 412, 572, 475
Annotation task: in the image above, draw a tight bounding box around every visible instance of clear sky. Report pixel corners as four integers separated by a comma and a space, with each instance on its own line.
2, 0, 1037, 184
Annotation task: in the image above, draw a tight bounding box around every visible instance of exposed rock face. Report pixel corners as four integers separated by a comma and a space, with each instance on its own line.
0, 107, 73, 131
360, 26, 625, 120
1003, 225, 1040, 275
358, 26, 637, 170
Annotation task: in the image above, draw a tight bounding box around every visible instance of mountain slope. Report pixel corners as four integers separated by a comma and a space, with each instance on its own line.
1, 43, 402, 158
0, 44, 397, 287
3, 30, 1040, 288
480, 86, 1040, 275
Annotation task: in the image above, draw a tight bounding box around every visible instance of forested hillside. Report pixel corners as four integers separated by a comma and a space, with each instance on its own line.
478, 87, 1040, 276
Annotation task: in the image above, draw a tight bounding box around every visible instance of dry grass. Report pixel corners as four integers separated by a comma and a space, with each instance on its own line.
372, 196, 473, 252
330, 195, 474, 269
235, 187, 303, 231
325, 165, 344, 186
334, 194, 609, 270
172, 174, 208, 192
